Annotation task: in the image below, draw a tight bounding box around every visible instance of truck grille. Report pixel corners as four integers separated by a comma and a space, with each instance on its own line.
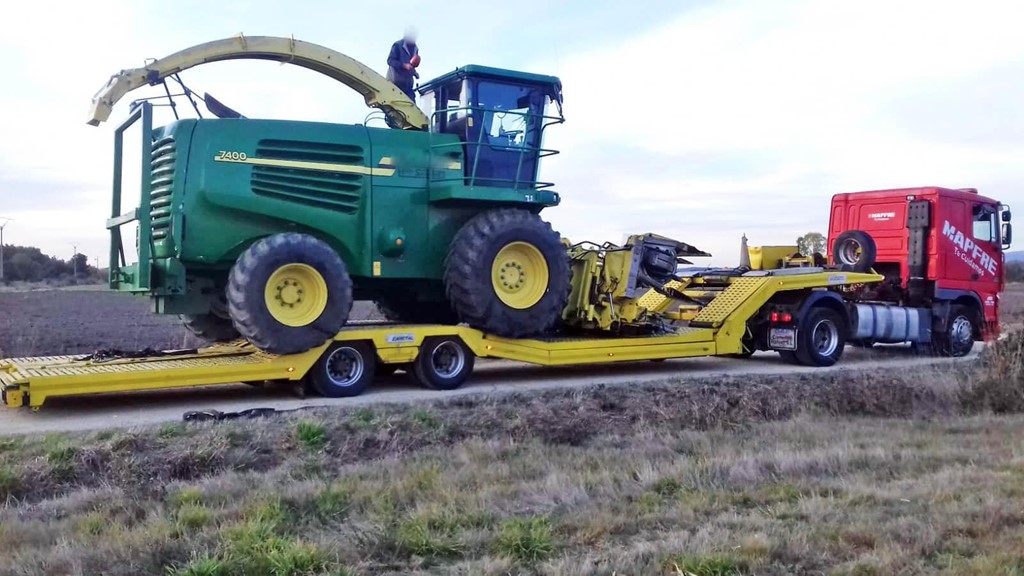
251, 139, 364, 214
150, 136, 176, 240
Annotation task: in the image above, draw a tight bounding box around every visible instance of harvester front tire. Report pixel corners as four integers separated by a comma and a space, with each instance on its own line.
444, 209, 570, 338
227, 233, 352, 355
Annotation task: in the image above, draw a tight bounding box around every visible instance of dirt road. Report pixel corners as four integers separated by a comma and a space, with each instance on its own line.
0, 345, 978, 435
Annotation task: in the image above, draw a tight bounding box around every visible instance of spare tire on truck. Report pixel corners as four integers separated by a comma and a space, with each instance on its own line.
832, 230, 877, 273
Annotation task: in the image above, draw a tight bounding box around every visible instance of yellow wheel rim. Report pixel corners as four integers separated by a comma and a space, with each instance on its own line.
263, 263, 329, 327
491, 241, 548, 309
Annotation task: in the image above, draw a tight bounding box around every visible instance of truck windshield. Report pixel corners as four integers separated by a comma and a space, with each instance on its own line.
972, 204, 998, 244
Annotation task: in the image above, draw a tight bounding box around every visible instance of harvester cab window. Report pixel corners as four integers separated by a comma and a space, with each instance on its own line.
972, 204, 998, 244
475, 81, 545, 150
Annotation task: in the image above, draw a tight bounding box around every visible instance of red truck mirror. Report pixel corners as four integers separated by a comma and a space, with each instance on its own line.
1002, 222, 1013, 249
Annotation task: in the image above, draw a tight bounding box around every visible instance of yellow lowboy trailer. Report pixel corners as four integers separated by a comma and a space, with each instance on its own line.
1, 269, 881, 409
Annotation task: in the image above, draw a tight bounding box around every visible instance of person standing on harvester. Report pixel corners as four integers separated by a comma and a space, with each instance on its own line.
387, 27, 420, 101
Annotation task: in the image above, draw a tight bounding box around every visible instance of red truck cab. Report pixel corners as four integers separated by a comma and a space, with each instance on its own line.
829, 186, 1011, 346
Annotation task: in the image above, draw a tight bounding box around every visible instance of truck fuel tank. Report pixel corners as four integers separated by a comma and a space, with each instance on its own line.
850, 304, 931, 344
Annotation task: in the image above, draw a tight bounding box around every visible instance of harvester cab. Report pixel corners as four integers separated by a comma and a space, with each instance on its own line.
419, 66, 564, 190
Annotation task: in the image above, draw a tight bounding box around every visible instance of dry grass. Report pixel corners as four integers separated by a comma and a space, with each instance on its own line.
1001, 283, 1024, 332
2, 288, 1024, 574
2, 344, 1024, 575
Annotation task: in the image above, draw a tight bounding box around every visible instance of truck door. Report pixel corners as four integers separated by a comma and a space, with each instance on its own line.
940, 200, 1002, 290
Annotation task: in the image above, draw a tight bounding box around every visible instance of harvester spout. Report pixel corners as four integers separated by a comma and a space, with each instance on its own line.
87, 35, 430, 130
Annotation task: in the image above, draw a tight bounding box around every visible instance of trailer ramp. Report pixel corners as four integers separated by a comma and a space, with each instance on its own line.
0, 342, 325, 409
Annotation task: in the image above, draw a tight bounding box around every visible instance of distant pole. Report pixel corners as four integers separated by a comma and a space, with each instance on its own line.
72, 244, 78, 280
0, 217, 11, 281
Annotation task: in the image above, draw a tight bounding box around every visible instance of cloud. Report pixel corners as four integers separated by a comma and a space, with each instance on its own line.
533, 0, 1024, 262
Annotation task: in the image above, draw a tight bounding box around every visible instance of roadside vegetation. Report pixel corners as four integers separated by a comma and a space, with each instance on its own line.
1, 332, 1023, 575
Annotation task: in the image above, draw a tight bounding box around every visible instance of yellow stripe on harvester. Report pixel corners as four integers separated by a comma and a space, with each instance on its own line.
214, 155, 396, 176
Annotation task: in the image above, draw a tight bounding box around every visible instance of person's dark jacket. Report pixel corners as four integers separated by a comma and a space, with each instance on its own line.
387, 40, 419, 87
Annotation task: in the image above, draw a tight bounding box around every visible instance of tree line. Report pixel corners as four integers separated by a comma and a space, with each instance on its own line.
0, 245, 103, 284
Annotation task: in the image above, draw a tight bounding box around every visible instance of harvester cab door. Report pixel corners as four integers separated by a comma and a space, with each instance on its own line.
469, 81, 546, 189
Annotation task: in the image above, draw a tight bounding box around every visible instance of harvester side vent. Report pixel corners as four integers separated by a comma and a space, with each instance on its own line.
251, 139, 365, 213
150, 136, 176, 240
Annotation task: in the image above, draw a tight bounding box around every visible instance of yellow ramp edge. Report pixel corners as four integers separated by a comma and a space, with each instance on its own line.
1, 342, 325, 408
692, 277, 770, 326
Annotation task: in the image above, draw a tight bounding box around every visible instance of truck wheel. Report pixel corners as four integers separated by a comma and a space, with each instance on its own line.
411, 337, 475, 390
180, 313, 239, 343
932, 305, 976, 357
227, 233, 352, 355
795, 307, 846, 367
445, 209, 570, 338
376, 297, 459, 325
308, 342, 375, 397
833, 231, 877, 272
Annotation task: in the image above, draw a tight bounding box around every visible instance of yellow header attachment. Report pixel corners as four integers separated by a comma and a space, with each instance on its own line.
87, 34, 429, 130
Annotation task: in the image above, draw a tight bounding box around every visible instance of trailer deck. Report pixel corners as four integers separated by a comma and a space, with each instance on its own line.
1, 269, 882, 409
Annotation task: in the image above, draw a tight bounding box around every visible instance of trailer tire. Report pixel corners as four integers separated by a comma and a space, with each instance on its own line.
309, 341, 375, 397
795, 307, 846, 367
376, 297, 460, 325
445, 209, 570, 338
412, 337, 475, 390
932, 304, 977, 357
227, 233, 352, 355
833, 230, 877, 272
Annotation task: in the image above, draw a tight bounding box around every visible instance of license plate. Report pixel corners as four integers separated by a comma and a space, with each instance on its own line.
769, 328, 797, 350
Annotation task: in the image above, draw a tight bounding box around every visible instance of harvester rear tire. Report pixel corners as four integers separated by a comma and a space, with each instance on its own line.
180, 313, 239, 343
227, 233, 352, 355
444, 209, 570, 338
376, 297, 460, 325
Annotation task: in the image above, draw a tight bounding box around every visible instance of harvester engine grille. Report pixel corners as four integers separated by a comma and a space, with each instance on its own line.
251, 139, 365, 213
150, 136, 176, 240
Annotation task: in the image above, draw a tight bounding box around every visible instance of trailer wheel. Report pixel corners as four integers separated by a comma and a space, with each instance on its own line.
309, 342, 375, 397
795, 307, 846, 367
445, 209, 570, 338
227, 233, 352, 355
833, 231, 877, 272
411, 337, 475, 390
932, 305, 976, 357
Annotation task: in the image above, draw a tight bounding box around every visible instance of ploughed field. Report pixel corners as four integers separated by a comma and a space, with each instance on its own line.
0, 287, 382, 359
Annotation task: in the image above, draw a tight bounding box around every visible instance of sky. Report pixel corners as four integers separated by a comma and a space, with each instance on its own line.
0, 0, 1022, 267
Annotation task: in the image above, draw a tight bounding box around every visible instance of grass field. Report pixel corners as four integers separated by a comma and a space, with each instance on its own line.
1, 344, 1023, 575
1, 288, 1023, 574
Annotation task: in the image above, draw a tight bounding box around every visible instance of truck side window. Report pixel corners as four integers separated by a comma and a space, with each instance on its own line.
972, 204, 997, 243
